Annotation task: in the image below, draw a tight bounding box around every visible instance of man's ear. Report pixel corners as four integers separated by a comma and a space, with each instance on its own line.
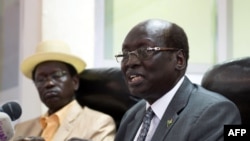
73, 75, 80, 91
175, 50, 186, 70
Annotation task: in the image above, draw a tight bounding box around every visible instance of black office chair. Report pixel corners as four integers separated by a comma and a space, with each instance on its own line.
201, 57, 250, 124
75, 67, 140, 129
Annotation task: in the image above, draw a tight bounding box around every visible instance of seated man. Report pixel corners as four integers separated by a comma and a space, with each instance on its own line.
11, 40, 116, 141
114, 19, 241, 141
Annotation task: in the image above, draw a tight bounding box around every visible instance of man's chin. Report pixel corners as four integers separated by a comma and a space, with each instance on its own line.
129, 88, 148, 98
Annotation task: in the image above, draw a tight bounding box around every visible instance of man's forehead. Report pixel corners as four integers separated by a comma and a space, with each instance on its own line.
144, 20, 172, 35
36, 61, 68, 70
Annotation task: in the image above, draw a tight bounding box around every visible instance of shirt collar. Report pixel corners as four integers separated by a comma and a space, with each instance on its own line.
40, 100, 77, 128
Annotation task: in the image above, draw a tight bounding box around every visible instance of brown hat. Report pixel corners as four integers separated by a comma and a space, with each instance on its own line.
21, 40, 86, 79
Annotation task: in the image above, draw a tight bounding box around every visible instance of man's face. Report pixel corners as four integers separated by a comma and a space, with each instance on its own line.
33, 61, 79, 113
120, 23, 183, 103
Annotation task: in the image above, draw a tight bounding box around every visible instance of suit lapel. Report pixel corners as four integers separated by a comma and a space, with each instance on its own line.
31, 118, 43, 136
152, 77, 194, 141
53, 101, 82, 141
124, 101, 146, 141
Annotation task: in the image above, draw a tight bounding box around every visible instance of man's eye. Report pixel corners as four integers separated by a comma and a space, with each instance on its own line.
145, 49, 154, 54
137, 48, 148, 55
52, 72, 63, 79
35, 77, 45, 83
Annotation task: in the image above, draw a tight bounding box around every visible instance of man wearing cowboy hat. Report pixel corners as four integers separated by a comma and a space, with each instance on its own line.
11, 40, 116, 141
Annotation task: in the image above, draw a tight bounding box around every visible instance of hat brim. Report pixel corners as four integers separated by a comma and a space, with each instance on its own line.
21, 52, 86, 79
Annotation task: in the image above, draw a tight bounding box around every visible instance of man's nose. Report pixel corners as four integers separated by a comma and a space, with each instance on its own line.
124, 52, 141, 67
43, 76, 56, 86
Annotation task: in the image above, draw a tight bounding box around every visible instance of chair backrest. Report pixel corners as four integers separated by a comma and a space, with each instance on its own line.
201, 57, 250, 124
75, 67, 140, 129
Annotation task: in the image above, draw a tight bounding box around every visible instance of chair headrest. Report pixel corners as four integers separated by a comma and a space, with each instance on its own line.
201, 57, 250, 124
76, 67, 140, 128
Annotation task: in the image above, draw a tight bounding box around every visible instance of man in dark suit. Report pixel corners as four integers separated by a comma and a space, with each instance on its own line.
114, 19, 241, 141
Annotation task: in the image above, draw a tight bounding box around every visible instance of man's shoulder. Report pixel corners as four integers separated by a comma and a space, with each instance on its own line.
14, 116, 42, 138
196, 84, 232, 101
189, 84, 238, 110
81, 106, 115, 121
76, 106, 116, 131
15, 116, 40, 127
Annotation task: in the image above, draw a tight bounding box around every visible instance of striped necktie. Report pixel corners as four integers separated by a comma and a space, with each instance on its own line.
137, 107, 154, 141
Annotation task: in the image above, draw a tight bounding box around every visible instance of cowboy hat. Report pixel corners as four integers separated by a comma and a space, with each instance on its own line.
21, 40, 86, 79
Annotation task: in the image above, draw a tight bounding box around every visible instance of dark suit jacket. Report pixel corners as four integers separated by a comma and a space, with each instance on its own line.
115, 77, 241, 141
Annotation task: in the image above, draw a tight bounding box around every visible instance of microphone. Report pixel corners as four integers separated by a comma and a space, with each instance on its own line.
0, 101, 22, 121
0, 112, 14, 141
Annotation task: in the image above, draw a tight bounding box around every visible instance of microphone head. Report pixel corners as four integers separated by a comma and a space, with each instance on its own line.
0, 112, 14, 140
1, 101, 22, 121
